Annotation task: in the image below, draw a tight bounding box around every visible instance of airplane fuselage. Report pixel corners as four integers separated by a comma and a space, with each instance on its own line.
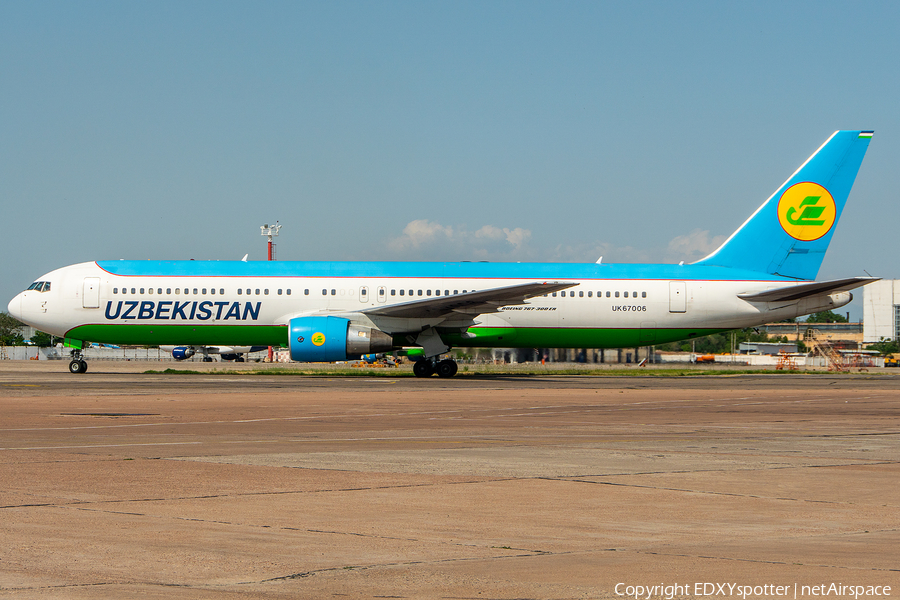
9, 259, 849, 351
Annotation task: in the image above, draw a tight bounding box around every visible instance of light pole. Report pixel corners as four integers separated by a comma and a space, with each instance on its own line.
261, 222, 281, 362
260, 222, 281, 261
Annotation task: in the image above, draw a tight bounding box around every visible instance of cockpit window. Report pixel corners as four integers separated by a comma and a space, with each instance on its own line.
26, 281, 50, 292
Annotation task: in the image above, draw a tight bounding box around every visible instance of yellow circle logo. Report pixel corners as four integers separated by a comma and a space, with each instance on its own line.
777, 182, 836, 241
311, 332, 326, 346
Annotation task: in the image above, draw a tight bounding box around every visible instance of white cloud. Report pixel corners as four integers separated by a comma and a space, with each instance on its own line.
387, 220, 533, 259
387, 220, 455, 252
665, 229, 726, 263
385, 220, 726, 265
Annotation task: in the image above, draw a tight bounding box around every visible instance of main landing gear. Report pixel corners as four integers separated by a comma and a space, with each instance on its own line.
413, 358, 459, 378
68, 349, 88, 374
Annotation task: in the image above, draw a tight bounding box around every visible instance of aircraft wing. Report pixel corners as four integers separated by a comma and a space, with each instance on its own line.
737, 276, 880, 303
361, 281, 577, 319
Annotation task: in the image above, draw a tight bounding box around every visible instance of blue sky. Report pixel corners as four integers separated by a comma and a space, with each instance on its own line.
2, 1, 898, 320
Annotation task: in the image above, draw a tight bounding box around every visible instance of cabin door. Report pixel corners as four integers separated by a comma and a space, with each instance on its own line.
83, 278, 100, 309
669, 282, 686, 313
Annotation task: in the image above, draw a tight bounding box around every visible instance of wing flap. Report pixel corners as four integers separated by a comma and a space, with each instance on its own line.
361, 281, 577, 319
738, 276, 879, 303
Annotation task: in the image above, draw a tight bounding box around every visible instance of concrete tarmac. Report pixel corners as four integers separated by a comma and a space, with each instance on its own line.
1, 362, 898, 599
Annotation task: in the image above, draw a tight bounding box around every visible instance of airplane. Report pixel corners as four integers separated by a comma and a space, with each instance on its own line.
7, 130, 877, 377
159, 345, 269, 362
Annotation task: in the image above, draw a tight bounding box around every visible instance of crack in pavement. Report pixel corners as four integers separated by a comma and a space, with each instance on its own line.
0, 477, 515, 510
549, 475, 899, 506
637, 549, 900, 572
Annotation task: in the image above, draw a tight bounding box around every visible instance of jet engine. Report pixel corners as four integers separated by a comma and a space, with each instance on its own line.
289, 316, 394, 362
172, 346, 195, 360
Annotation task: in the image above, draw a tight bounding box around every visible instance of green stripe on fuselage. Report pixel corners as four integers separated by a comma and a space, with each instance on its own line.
65, 324, 288, 347
446, 327, 729, 349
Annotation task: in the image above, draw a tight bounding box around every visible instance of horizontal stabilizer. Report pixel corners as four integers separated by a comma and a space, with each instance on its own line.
737, 277, 879, 303
362, 281, 577, 319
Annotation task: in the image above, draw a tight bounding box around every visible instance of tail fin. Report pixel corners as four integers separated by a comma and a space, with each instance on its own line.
694, 130, 873, 280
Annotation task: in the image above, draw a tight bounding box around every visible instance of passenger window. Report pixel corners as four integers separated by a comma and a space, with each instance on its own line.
210, 288, 215, 295
633, 291, 637, 297
286, 289, 291, 295
255, 289, 260, 295
202, 288, 206, 294
454, 290, 458, 295
606, 291, 611, 297
304, 289, 309, 295
570, 291, 575, 297
409, 289, 413, 296
642, 291, 646, 298
426, 290, 432, 296
238, 289, 243, 295
379, 289, 385, 296
167, 288, 172, 294
141, 288, 145, 294
418, 290, 423, 296
193, 288, 198, 295
445, 290, 449, 296
113, 288, 118, 294
246, 289, 251, 295
588, 291, 592, 297
264, 289, 269, 295
175, 289, 180, 295
158, 288, 162, 294
278, 289, 282, 295
331, 289, 336, 295
391, 289, 396, 296
399, 289, 405, 296
149, 288, 154, 295
552, 292, 557, 297
579, 291, 584, 297
131, 288, 136, 294
322, 289, 327, 295
624, 292, 628, 298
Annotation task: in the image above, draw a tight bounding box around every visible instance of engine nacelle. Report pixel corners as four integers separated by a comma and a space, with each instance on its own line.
172, 346, 194, 360
289, 316, 394, 362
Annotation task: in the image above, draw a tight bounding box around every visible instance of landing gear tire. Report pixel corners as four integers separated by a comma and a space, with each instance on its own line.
413, 360, 434, 378
436, 359, 458, 378
236, 357, 245, 362
69, 360, 88, 374
202, 357, 214, 363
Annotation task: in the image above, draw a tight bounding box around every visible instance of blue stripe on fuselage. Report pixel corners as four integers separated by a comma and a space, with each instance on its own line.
96, 260, 796, 282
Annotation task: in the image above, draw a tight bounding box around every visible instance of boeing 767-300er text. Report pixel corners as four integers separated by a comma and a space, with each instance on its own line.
8, 130, 878, 377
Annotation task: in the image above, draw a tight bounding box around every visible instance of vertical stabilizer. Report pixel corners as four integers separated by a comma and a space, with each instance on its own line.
693, 130, 873, 280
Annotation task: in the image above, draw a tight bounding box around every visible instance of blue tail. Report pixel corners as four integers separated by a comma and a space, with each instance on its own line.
694, 130, 873, 280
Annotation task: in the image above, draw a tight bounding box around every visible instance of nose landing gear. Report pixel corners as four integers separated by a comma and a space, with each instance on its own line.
68, 350, 88, 374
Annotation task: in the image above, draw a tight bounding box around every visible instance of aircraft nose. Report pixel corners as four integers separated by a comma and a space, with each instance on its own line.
7, 294, 23, 320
